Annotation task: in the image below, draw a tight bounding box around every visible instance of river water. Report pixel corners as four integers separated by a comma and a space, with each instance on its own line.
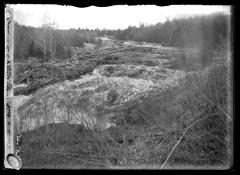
13, 43, 187, 133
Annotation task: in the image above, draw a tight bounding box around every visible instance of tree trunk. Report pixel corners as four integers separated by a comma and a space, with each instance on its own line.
43, 27, 46, 61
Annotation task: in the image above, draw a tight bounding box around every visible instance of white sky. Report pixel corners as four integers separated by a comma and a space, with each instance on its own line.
10, 4, 231, 30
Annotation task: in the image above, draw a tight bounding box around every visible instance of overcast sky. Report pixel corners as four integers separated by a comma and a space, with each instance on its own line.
10, 4, 231, 30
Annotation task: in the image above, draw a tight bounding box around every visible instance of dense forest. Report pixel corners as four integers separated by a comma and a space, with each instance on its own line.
14, 23, 101, 61
14, 12, 230, 63
105, 13, 230, 49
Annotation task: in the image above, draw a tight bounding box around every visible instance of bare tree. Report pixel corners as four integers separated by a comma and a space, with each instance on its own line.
41, 14, 59, 78
42, 14, 57, 59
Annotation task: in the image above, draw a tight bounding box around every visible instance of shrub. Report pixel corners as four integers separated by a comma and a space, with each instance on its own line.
117, 62, 231, 168
106, 89, 118, 104
158, 63, 231, 168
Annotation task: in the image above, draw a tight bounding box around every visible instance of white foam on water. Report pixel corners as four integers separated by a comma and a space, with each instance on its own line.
15, 60, 187, 132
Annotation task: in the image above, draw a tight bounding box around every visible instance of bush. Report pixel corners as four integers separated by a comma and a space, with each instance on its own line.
106, 89, 118, 104
159, 63, 231, 168
117, 63, 231, 168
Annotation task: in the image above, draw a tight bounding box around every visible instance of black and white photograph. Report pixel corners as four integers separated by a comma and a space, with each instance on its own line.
4, 4, 232, 169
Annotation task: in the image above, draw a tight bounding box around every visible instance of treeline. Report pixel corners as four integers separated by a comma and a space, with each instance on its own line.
101, 13, 230, 50
14, 12, 230, 62
14, 22, 102, 61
